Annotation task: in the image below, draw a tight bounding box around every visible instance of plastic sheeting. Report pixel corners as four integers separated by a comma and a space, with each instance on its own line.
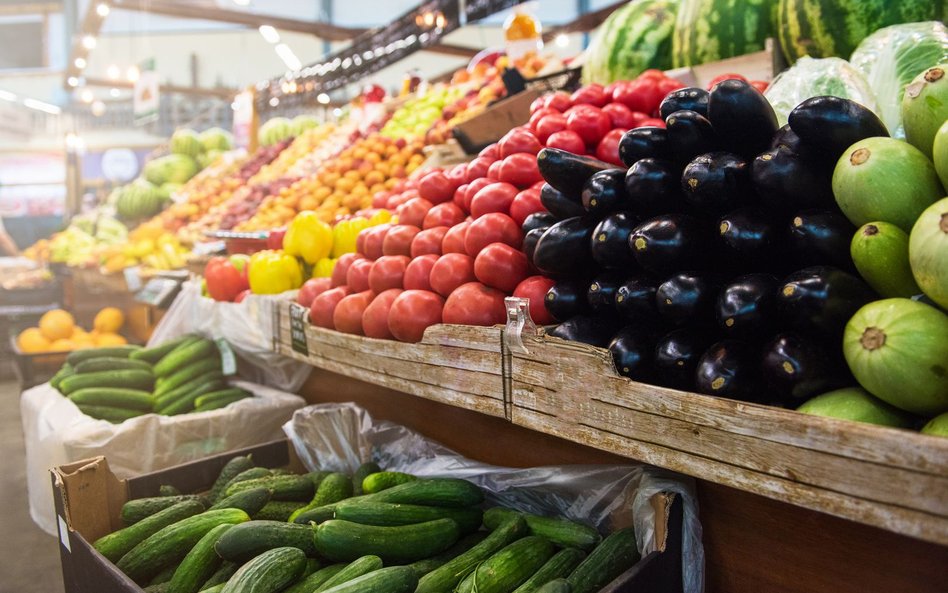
764, 56, 879, 126
284, 403, 705, 593
22, 380, 304, 536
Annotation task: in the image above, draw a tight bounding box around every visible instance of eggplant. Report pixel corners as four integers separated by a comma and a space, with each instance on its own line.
681, 152, 754, 216
666, 110, 719, 163
707, 79, 778, 159
522, 211, 558, 234
537, 148, 614, 197
654, 328, 716, 391
588, 271, 626, 312
522, 228, 545, 267
624, 158, 687, 216
540, 183, 585, 220
760, 332, 854, 404
545, 280, 590, 322
751, 146, 835, 214
630, 214, 713, 274
655, 272, 721, 326
787, 96, 889, 163
787, 210, 856, 272
609, 327, 654, 381
547, 314, 619, 348
591, 212, 639, 269
533, 216, 596, 278
618, 127, 671, 167
694, 340, 763, 402
715, 273, 779, 338
582, 169, 629, 216
717, 208, 784, 270
659, 87, 710, 120
769, 124, 806, 153
776, 266, 876, 338
615, 275, 661, 322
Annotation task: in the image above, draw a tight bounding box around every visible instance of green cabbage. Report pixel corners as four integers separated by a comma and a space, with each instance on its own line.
764, 57, 879, 126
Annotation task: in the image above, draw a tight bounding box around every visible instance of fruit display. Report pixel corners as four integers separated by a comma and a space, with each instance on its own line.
259, 116, 296, 147
204, 255, 250, 302
16, 307, 128, 354
380, 86, 466, 140
672, 0, 775, 68
115, 179, 167, 221
250, 123, 338, 185
97, 219, 191, 274
582, 0, 678, 84
35, 214, 129, 268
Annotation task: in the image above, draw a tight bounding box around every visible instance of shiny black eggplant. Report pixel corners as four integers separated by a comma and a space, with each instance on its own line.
522, 211, 558, 234
787, 96, 889, 163
591, 212, 639, 269
751, 146, 836, 214
707, 79, 778, 159
655, 272, 721, 326
618, 126, 671, 167
547, 314, 620, 348
666, 110, 719, 163
681, 152, 754, 216
624, 158, 687, 216
582, 169, 629, 216
630, 214, 713, 274
609, 327, 655, 381
522, 228, 545, 267
659, 87, 710, 119
537, 148, 614, 197
653, 328, 716, 391
545, 280, 590, 322
540, 183, 586, 220
588, 271, 627, 312
615, 275, 661, 322
694, 340, 764, 402
760, 332, 854, 403
532, 216, 596, 278
715, 273, 779, 338
776, 266, 876, 338
717, 208, 784, 270
788, 210, 856, 272
769, 124, 806, 153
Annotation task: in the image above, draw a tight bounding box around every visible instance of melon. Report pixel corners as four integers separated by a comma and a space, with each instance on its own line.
198, 127, 233, 152
258, 117, 294, 146
922, 412, 948, 437
582, 0, 678, 84
144, 154, 199, 186
909, 197, 948, 310
169, 128, 204, 157
935, 120, 948, 188
672, 0, 774, 68
116, 180, 163, 220
291, 114, 319, 136
850, 222, 921, 298
902, 64, 948, 160
797, 387, 912, 427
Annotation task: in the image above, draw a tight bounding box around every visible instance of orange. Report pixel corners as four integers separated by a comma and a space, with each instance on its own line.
95, 332, 128, 346
39, 309, 75, 341
49, 338, 76, 351
17, 328, 50, 353
93, 307, 125, 333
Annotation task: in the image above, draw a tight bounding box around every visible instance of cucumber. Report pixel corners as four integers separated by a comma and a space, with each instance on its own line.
149, 565, 179, 586
483, 508, 602, 551
283, 565, 347, 593
95, 500, 205, 563
415, 514, 528, 593
333, 501, 483, 534
317, 567, 418, 593
78, 405, 147, 423
199, 586, 224, 593
289, 472, 353, 523
214, 520, 318, 562
159, 485, 183, 497
50, 364, 74, 391
69, 388, 154, 411
74, 357, 154, 374
156, 358, 224, 396
154, 339, 218, 377
66, 345, 141, 366
131, 335, 197, 364
160, 377, 228, 416
194, 388, 251, 409
408, 532, 488, 577
512, 548, 586, 593
167, 523, 234, 593
201, 563, 238, 589
457, 536, 556, 593
361, 471, 416, 494
208, 487, 271, 515
222, 468, 272, 493
223, 474, 314, 502
566, 528, 639, 593
534, 579, 571, 593
315, 556, 384, 592
220, 547, 306, 593
154, 372, 224, 412
122, 496, 209, 525
303, 558, 323, 576
209, 456, 254, 504
254, 501, 305, 521
60, 369, 154, 395
145, 584, 170, 593
195, 393, 252, 413
315, 518, 460, 564
117, 509, 251, 585
352, 462, 381, 495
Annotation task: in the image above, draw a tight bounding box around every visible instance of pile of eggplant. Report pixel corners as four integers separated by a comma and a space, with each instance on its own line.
524, 80, 889, 406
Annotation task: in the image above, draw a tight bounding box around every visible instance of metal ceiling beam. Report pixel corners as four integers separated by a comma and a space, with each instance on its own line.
541, 0, 625, 40
422, 43, 479, 58
83, 76, 237, 99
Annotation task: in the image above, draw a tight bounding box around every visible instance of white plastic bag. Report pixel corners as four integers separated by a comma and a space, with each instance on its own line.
22, 379, 304, 536
149, 281, 310, 391
284, 403, 704, 593
764, 56, 879, 126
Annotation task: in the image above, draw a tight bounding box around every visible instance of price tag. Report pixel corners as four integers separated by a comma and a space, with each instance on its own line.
289, 303, 310, 356
192, 241, 226, 256
135, 278, 181, 308
124, 266, 143, 292
216, 338, 237, 376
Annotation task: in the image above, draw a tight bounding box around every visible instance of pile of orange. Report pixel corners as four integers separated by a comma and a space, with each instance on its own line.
16, 307, 127, 353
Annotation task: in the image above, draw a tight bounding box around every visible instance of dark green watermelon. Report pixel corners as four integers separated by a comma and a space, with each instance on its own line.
582, 0, 678, 84
672, 0, 777, 68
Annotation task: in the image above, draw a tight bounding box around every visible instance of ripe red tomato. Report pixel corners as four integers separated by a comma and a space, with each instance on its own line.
403, 254, 438, 291
429, 253, 476, 297
298, 277, 332, 308
513, 275, 556, 325
638, 69, 666, 80
474, 242, 530, 292
497, 153, 542, 189
385, 188, 418, 210
345, 258, 373, 292
442, 221, 470, 254
479, 143, 500, 160
487, 159, 504, 180
595, 129, 625, 166
462, 178, 493, 212
410, 226, 448, 257
529, 95, 546, 114
571, 84, 609, 107
602, 103, 636, 129
545, 130, 586, 154
442, 282, 507, 326
333, 290, 375, 335
529, 107, 559, 132
362, 288, 403, 339
707, 72, 748, 90
509, 188, 545, 226
388, 290, 445, 343
332, 252, 364, 287
368, 255, 410, 293
371, 191, 390, 209
612, 79, 665, 115
658, 77, 685, 98
499, 128, 542, 158
750, 80, 769, 93
361, 224, 391, 260
453, 183, 469, 212
465, 156, 494, 182
470, 182, 519, 219
423, 203, 466, 229
544, 91, 572, 112
567, 106, 611, 146
629, 111, 650, 127
309, 286, 351, 328
445, 164, 467, 189
535, 113, 568, 144
395, 198, 433, 228
639, 117, 666, 128
382, 225, 421, 257
418, 171, 454, 204
465, 212, 522, 256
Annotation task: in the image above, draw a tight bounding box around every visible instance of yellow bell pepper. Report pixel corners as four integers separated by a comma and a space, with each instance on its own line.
331, 218, 370, 258
368, 209, 392, 226
248, 250, 303, 294
283, 211, 333, 265
312, 257, 337, 278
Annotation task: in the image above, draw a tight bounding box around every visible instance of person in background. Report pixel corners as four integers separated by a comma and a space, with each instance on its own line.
0, 216, 19, 256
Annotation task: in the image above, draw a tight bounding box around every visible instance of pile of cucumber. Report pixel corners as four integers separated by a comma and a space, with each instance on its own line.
95, 455, 641, 593
48, 335, 253, 423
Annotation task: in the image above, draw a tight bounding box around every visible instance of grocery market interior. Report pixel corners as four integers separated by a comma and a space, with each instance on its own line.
1, 1, 947, 592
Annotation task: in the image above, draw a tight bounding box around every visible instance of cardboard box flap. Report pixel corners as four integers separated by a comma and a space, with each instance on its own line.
54, 456, 127, 542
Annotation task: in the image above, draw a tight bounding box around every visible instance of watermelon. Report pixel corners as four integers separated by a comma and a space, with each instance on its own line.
291, 114, 320, 136
777, 0, 945, 64
170, 128, 204, 157
672, 0, 775, 68
143, 154, 199, 185
198, 127, 233, 152
258, 117, 294, 146
116, 180, 163, 220
582, 0, 678, 85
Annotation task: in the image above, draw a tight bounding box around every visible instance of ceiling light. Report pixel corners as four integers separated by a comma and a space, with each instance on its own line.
80, 88, 94, 103
67, 77, 80, 87
24, 98, 61, 114
107, 64, 120, 79
96, 3, 110, 17
74, 57, 87, 69
554, 33, 569, 47
332, 108, 342, 117
317, 93, 330, 104
110, 88, 120, 98
91, 100, 106, 116
258, 25, 280, 44
274, 43, 302, 71
127, 65, 140, 82
65, 132, 85, 152
0, 90, 17, 101
269, 97, 280, 107
82, 35, 97, 50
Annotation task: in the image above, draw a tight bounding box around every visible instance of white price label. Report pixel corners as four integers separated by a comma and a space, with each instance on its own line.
216, 338, 237, 376
124, 266, 143, 292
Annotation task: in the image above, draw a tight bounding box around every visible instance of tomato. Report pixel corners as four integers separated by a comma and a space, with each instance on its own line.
639, 69, 666, 80
571, 84, 609, 107
529, 107, 559, 132
479, 143, 500, 160
544, 91, 572, 112
509, 188, 545, 226
382, 224, 421, 257
499, 128, 543, 158
612, 79, 665, 116
396, 197, 433, 228
595, 129, 625, 166
470, 182, 519, 218
418, 171, 455, 204
462, 178, 493, 212
465, 212, 522, 255
442, 282, 507, 326
453, 183, 469, 212
410, 226, 448, 257
530, 95, 546, 114
445, 164, 467, 190
371, 191, 390, 208
361, 224, 391, 260
309, 286, 351, 328
345, 258, 373, 292
487, 159, 504, 180
638, 117, 666, 128
332, 252, 364, 287
297, 277, 332, 307
388, 290, 445, 343
750, 80, 769, 93
535, 113, 568, 144
403, 254, 438, 291
545, 130, 586, 154
465, 156, 493, 182
442, 221, 470, 254
385, 188, 418, 210
423, 203, 466, 229
707, 73, 748, 90
429, 253, 476, 297
658, 77, 685, 99
333, 290, 375, 335
355, 227, 370, 255
362, 288, 403, 339
629, 111, 650, 127
474, 242, 530, 292
368, 255, 410, 293
497, 153, 542, 189
602, 103, 636, 129
513, 275, 556, 325
568, 106, 611, 146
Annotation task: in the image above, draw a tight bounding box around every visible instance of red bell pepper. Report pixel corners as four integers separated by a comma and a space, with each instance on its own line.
204, 254, 250, 302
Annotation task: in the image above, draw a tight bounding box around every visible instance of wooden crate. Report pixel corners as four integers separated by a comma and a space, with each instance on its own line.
506, 328, 948, 546
274, 301, 506, 417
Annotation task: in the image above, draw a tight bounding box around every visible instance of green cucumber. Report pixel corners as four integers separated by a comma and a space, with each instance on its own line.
303, 559, 323, 576
254, 501, 305, 521
117, 509, 250, 585
220, 547, 306, 593
534, 579, 571, 593
352, 462, 381, 495
223, 468, 272, 492
154, 339, 218, 377
74, 357, 154, 374
96, 500, 205, 563
333, 501, 483, 534
193, 388, 251, 408
131, 335, 197, 364
223, 474, 314, 502
194, 393, 252, 412
149, 565, 179, 586
50, 364, 74, 391
60, 369, 154, 395
512, 548, 586, 593
483, 508, 602, 551
315, 518, 460, 563
214, 520, 318, 562
289, 472, 353, 522
566, 528, 639, 593
361, 471, 416, 494
145, 583, 170, 593
407, 532, 488, 577
122, 496, 209, 525
208, 487, 271, 515
315, 556, 383, 592
66, 345, 141, 366
457, 536, 556, 593
209, 456, 254, 504
160, 377, 227, 416
156, 357, 224, 396
159, 485, 183, 497
167, 523, 234, 593
201, 563, 238, 589
68, 387, 154, 411
78, 405, 146, 423
317, 567, 418, 593
415, 514, 528, 593
199, 586, 224, 593
283, 565, 347, 593
154, 371, 224, 411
